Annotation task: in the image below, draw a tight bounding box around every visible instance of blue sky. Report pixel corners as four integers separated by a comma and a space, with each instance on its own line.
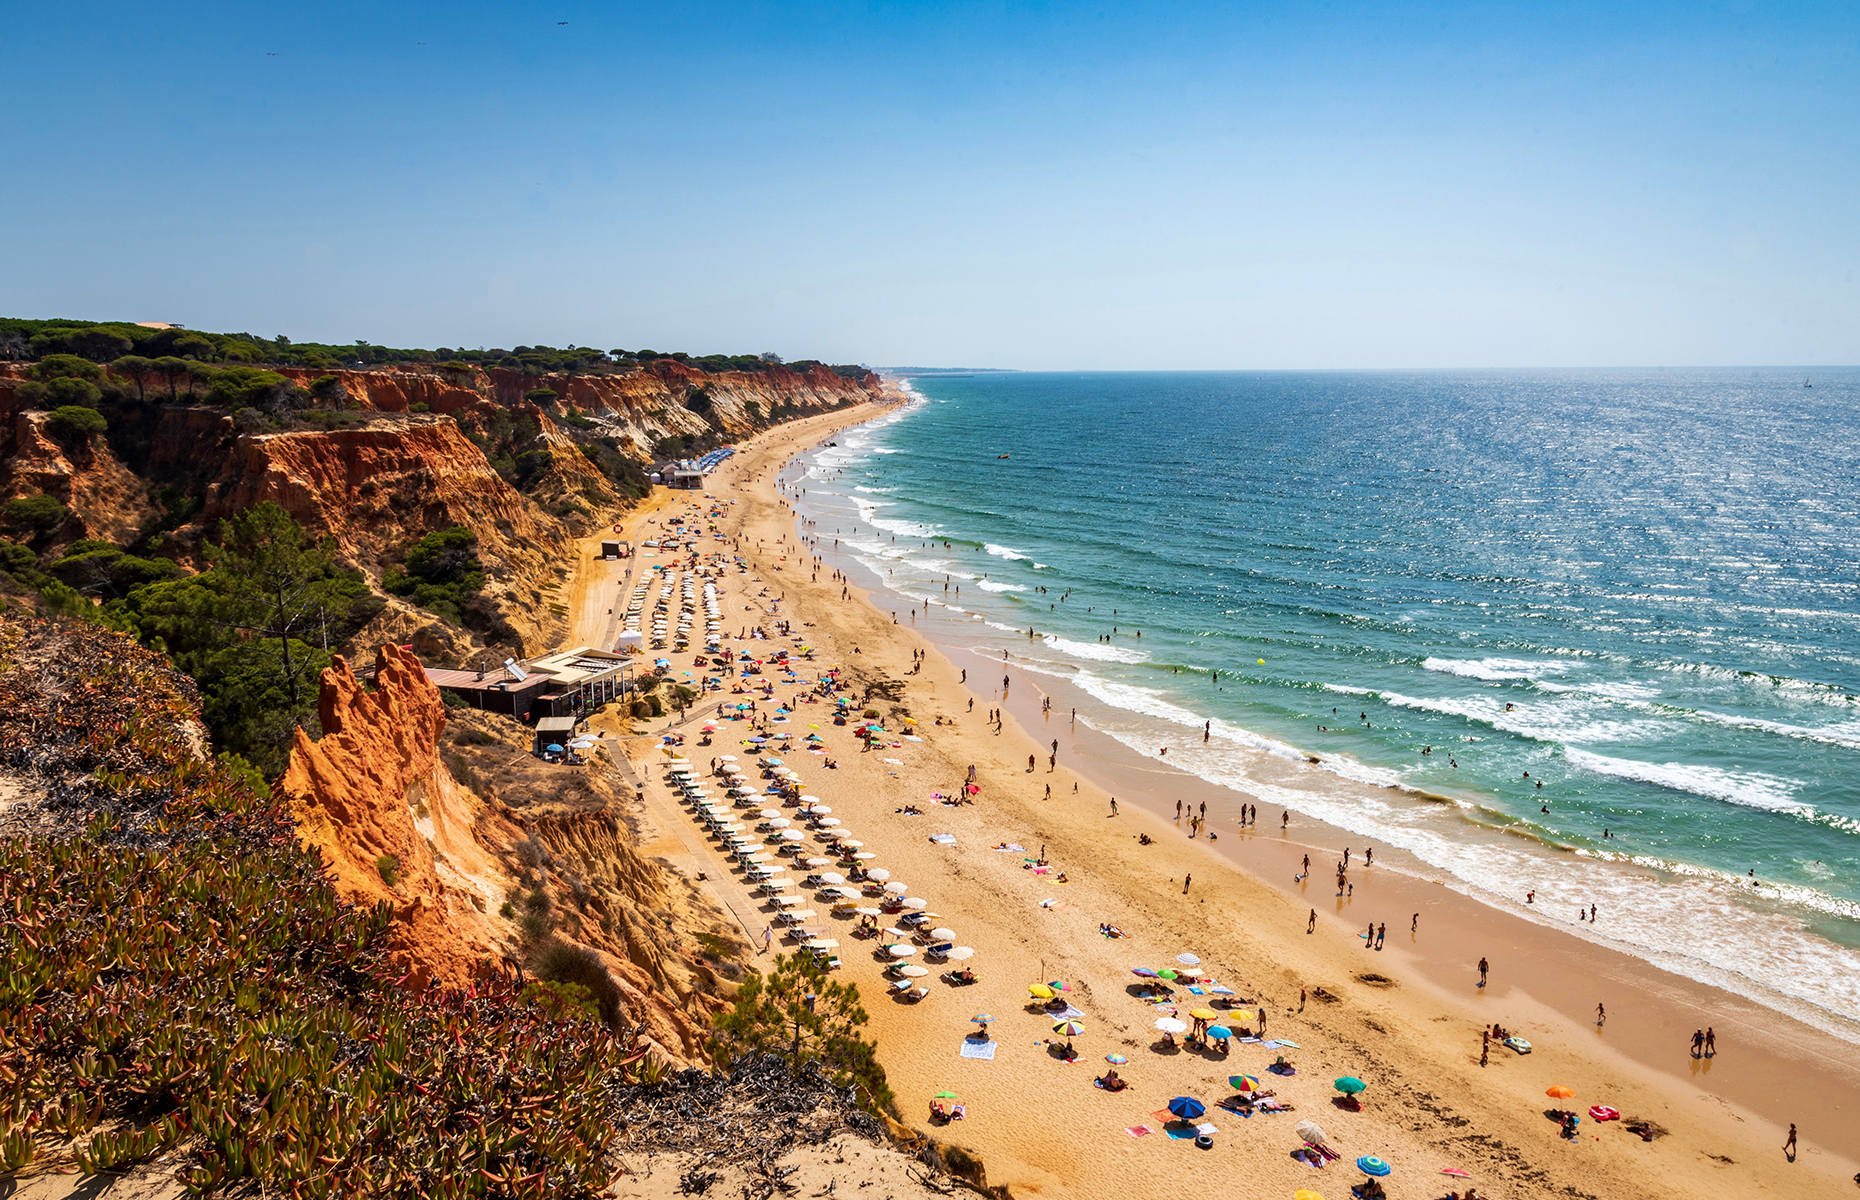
2, 2, 1855, 367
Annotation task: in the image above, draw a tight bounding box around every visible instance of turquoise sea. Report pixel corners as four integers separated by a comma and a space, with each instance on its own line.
789, 369, 1860, 1039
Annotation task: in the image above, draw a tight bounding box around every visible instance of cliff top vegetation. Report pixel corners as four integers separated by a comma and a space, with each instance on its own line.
0, 316, 871, 381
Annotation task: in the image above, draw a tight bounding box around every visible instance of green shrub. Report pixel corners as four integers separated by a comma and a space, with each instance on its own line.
45, 404, 108, 445
3, 494, 67, 534
383, 525, 485, 625
530, 938, 625, 1028
376, 853, 401, 886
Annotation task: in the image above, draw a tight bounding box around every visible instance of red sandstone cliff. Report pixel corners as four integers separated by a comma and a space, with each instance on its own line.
279, 644, 732, 1062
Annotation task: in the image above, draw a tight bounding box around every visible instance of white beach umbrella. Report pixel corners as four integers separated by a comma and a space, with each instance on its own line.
945, 947, 975, 961
851, 851, 877, 860
804, 804, 831, 815
855, 906, 882, 916
899, 965, 929, 978
901, 897, 928, 910
839, 840, 864, 849
800, 795, 822, 804
831, 886, 861, 898
883, 882, 909, 895
779, 830, 805, 841
767, 817, 792, 828
819, 872, 846, 885
1177, 953, 1202, 966
865, 868, 892, 882
719, 755, 738, 762
805, 857, 834, 867
1155, 1017, 1187, 1034
759, 808, 783, 818
888, 944, 916, 958
817, 817, 842, 827
930, 927, 957, 941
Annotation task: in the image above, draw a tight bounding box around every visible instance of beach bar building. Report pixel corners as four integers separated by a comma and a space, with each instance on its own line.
421, 645, 634, 723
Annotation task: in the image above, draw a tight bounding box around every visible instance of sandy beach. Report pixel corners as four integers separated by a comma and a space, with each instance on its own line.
586, 400, 1860, 1199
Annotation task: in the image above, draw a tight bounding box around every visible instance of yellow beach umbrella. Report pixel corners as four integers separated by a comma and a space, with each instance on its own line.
1227, 1008, 1259, 1022
1189, 1008, 1219, 1020
1028, 984, 1057, 999
1294, 1191, 1327, 1200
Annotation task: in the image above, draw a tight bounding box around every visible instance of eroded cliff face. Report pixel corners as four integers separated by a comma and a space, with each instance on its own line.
279, 643, 734, 1063
0, 409, 158, 546
200, 415, 573, 651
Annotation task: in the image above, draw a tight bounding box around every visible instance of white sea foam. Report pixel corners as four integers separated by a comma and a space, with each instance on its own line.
976, 580, 1028, 593
985, 544, 1032, 561
1563, 748, 1806, 812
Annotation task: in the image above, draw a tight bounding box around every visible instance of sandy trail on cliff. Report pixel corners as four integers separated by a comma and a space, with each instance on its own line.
575, 404, 1855, 1200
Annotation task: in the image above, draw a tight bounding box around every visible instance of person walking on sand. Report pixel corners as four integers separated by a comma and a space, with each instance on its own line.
1376, 922, 1386, 949
1596, 1002, 1606, 1026
1784, 1123, 1797, 1160
1691, 1029, 1705, 1057
1175, 800, 1183, 822
1363, 920, 1374, 948
1183, 874, 1192, 894
1110, 798, 1118, 816
1411, 913, 1419, 933
1307, 909, 1317, 934
1478, 957, 1489, 987
1705, 1027, 1716, 1056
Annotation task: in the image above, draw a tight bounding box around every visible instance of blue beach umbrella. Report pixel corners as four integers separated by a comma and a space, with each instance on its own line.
1357, 1156, 1392, 1177
1206, 1025, 1233, 1039
1167, 1096, 1206, 1120
545, 744, 565, 752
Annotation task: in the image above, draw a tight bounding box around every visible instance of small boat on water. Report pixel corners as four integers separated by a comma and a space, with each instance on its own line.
1804, 378, 1813, 388
997, 454, 1010, 459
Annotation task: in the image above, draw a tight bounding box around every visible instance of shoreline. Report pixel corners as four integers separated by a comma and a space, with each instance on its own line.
593, 399, 1859, 1198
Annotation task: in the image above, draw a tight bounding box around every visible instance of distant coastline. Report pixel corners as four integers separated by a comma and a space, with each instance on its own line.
878, 366, 1019, 378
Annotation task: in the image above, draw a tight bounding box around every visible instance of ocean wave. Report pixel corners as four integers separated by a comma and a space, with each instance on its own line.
870, 515, 944, 539
1423, 656, 1582, 681
976, 580, 1027, 593
1379, 691, 1660, 745
1690, 710, 1860, 752
985, 544, 1032, 561
1039, 634, 1146, 664
1563, 748, 1805, 812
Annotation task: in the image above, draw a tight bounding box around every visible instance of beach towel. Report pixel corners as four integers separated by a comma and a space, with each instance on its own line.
1125, 1125, 1154, 1138
1056, 1004, 1086, 1020
930, 833, 957, 845
1187, 987, 1205, 995
994, 843, 1025, 852
883, 758, 903, 764
959, 1039, 997, 1060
